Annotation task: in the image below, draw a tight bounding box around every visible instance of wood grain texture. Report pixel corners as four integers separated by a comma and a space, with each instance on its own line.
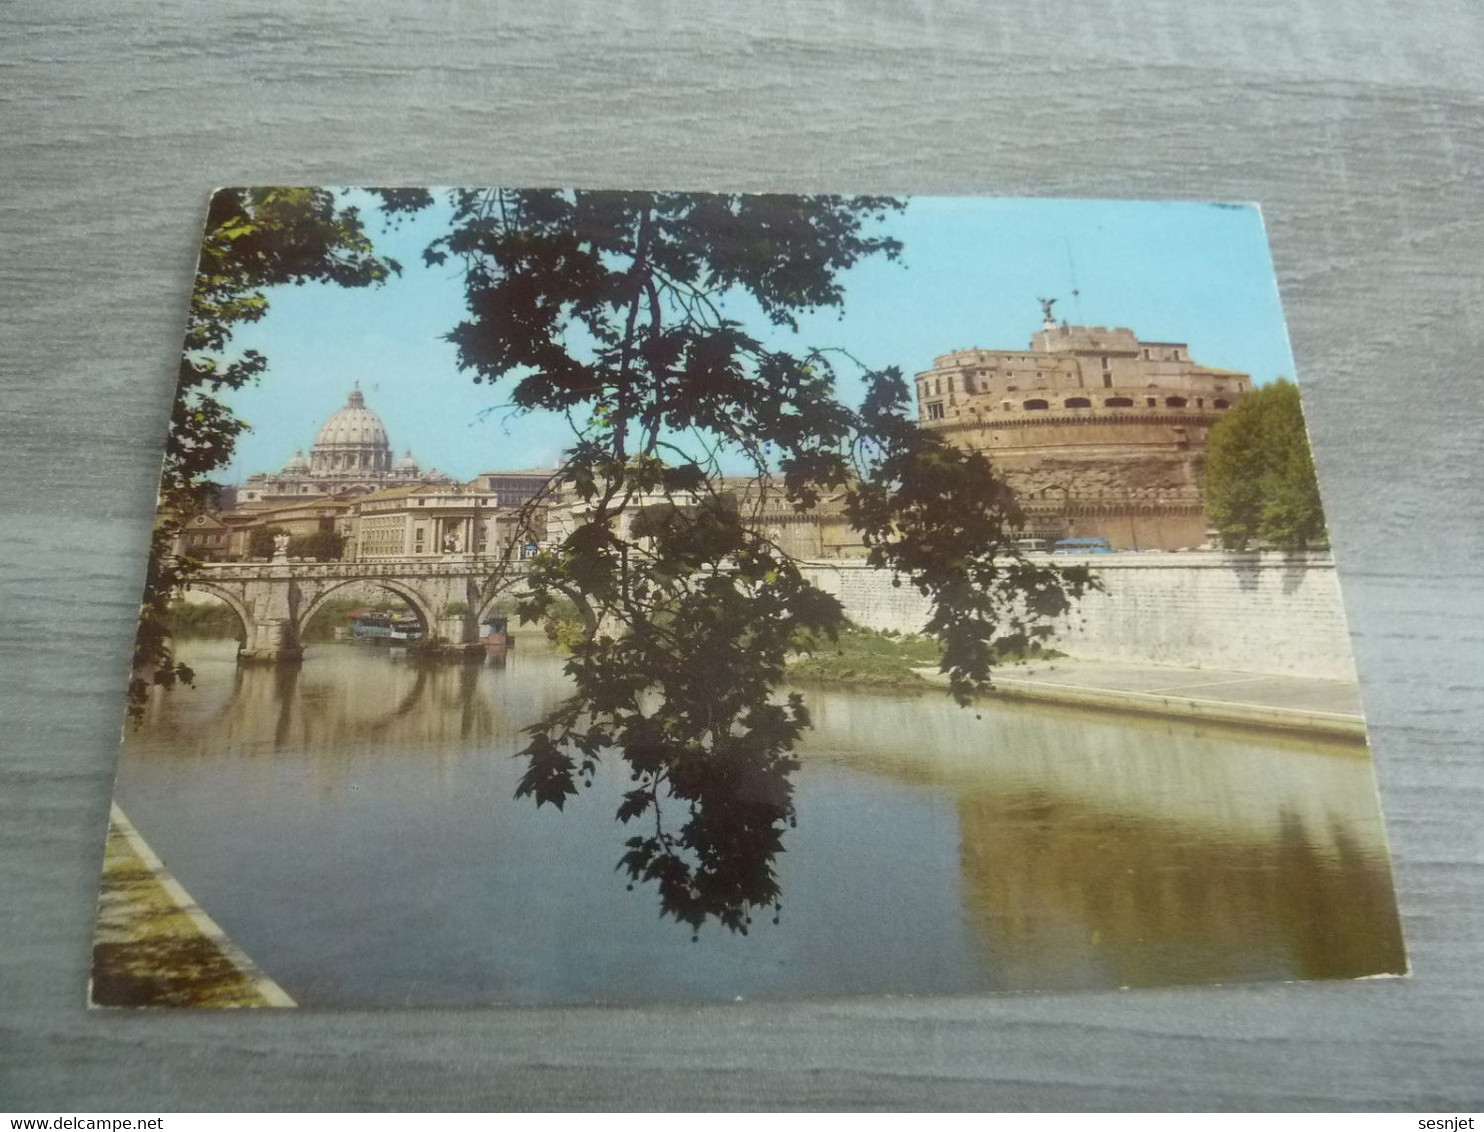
2, 0, 1482, 1111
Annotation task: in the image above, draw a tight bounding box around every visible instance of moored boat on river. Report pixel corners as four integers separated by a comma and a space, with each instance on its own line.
481, 614, 515, 654
347, 608, 423, 643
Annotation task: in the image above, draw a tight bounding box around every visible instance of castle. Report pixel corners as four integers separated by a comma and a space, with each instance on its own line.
914, 302, 1249, 549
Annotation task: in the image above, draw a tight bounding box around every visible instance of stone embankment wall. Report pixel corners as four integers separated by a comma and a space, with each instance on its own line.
800, 552, 1357, 681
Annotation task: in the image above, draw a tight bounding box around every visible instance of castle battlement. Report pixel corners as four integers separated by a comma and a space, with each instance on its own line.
915, 312, 1251, 550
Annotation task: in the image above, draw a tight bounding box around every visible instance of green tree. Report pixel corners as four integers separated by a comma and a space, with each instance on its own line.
428, 189, 1094, 934
247, 526, 288, 559
289, 529, 346, 562
1203, 378, 1327, 550
131, 188, 418, 717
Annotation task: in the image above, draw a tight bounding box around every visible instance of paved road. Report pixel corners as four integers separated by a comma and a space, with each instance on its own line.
994, 658, 1363, 717
916, 657, 1366, 739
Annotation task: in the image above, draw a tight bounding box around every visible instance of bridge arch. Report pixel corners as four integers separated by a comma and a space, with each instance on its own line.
296, 578, 440, 643
181, 580, 254, 643
474, 572, 528, 626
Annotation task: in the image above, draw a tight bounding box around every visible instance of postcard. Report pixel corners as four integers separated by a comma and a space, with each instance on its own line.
93, 189, 1406, 1007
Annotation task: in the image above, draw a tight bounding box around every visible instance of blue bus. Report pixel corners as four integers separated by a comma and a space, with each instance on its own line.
1053, 537, 1114, 554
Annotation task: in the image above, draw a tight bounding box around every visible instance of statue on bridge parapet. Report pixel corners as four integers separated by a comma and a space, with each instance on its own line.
272, 532, 289, 562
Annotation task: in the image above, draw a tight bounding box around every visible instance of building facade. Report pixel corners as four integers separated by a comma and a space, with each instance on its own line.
347, 484, 544, 562
540, 477, 867, 565
914, 306, 1250, 549
469, 470, 554, 509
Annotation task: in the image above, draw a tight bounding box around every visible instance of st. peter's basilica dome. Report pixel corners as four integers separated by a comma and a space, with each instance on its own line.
309, 384, 392, 475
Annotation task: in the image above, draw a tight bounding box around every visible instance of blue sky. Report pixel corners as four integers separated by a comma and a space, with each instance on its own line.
220, 193, 1296, 483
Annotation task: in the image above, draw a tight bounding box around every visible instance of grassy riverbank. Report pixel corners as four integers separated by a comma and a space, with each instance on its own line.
787, 626, 945, 689
170, 597, 392, 642
786, 626, 1066, 690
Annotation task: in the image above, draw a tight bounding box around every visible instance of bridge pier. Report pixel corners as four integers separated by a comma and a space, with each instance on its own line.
239, 617, 303, 664
238, 576, 303, 663
435, 615, 484, 654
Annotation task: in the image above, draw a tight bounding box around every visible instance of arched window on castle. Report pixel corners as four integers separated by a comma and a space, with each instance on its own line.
1064, 397, 1092, 408
1213, 399, 1230, 409
1104, 396, 1134, 408
1165, 396, 1188, 408
1022, 399, 1049, 411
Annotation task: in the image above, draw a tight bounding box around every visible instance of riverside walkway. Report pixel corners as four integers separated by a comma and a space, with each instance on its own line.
91, 805, 295, 1008
920, 659, 1367, 742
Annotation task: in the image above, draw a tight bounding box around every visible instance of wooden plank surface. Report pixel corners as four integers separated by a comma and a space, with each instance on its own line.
2, 0, 1482, 1111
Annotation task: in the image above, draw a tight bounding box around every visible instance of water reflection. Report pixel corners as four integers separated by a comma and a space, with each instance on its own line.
955, 795, 1404, 989
799, 686, 1405, 989
133, 643, 555, 757
111, 638, 1405, 1005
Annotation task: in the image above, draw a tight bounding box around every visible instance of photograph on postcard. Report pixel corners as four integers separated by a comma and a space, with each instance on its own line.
93, 189, 1406, 1008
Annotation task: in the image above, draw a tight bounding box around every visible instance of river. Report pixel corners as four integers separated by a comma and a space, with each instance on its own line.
111, 637, 1405, 1006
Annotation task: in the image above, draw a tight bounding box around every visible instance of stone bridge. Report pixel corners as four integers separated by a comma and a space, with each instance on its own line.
186, 557, 529, 662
